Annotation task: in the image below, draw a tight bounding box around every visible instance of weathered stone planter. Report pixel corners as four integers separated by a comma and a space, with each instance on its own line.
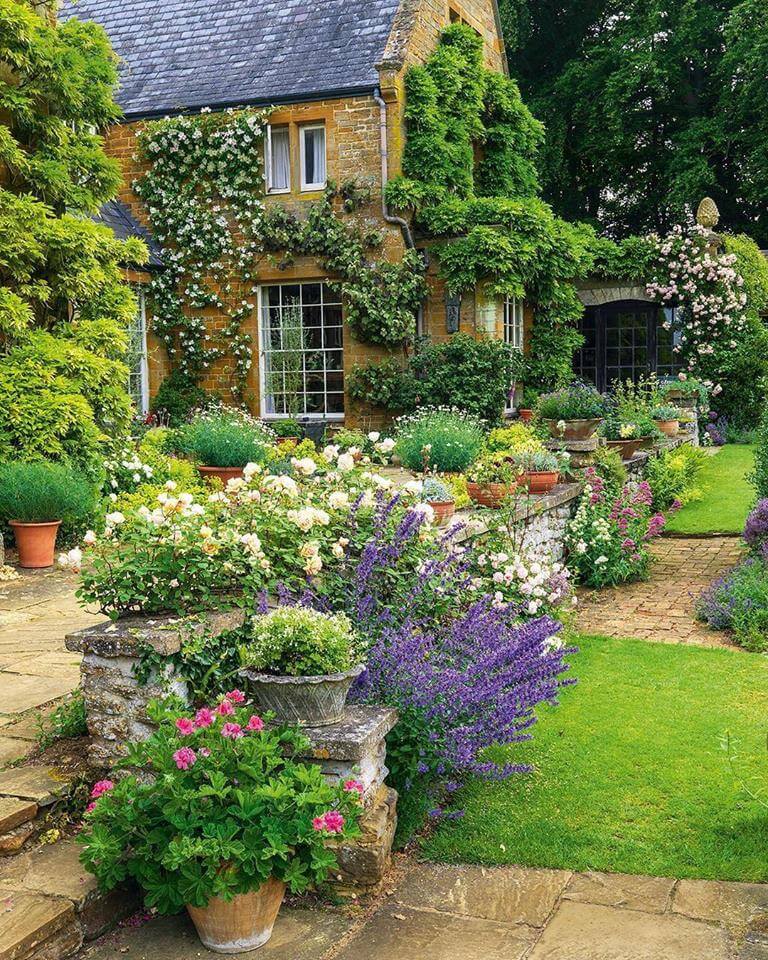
65, 609, 245, 767
239, 664, 365, 727
544, 418, 603, 440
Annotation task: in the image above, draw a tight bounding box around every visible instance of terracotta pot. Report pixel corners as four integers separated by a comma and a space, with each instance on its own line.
544, 418, 603, 441
186, 877, 286, 953
605, 438, 645, 461
467, 480, 517, 508
654, 418, 679, 438
9, 520, 61, 569
518, 408, 534, 424
521, 471, 559, 494
198, 465, 245, 484
275, 436, 300, 446
428, 500, 455, 525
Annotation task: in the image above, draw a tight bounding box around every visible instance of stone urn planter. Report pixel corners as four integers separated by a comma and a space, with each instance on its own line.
467, 480, 518, 508
654, 418, 680, 438
239, 664, 365, 726
9, 520, 61, 568
606, 438, 646, 461
198, 465, 245, 484
544, 418, 603, 441
427, 500, 455, 525
186, 878, 286, 954
522, 471, 559, 495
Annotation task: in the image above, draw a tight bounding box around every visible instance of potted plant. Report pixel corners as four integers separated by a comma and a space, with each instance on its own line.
652, 404, 682, 438
512, 450, 565, 495
602, 416, 656, 461
465, 453, 520, 508
0, 462, 94, 568
535, 382, 605, 440
270, 419, 302, 445
173, 408, 273, 483
421, 477, 456, 524
518, 386, 540, 424
79, 698, 363, 953
239, 606, 364, 726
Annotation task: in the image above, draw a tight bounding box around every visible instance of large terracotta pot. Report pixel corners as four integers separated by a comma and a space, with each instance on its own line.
605, 438, 645, 461
428, 500, 455, 525
467, 480, 518, 508
654, 418, 679, 438
518, 408, 534, 424
275, 436, 300, 446
544, 418, 603, 441
198, 465, 245, 484
239, 663, 365, 727
9, 520, 61, 569
186, 877, 286, 953
521, 471, 559, 495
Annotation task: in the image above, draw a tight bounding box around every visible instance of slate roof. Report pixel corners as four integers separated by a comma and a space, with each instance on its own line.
60, 0, 402, 119
94, 199, 163, 268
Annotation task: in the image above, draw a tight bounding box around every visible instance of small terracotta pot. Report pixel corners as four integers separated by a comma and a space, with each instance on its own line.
544, 418, 603, 440
275, 436, 300, 446
186, 877, 286, 953
198, 465, 245, 484
654, 418, 679, 438
518, 409, 534, 424
9, 520, 61, 569
467, 480, 517, 508
605, 438, 645, 461
521, 471, 559, 494
428, 500, 455, 525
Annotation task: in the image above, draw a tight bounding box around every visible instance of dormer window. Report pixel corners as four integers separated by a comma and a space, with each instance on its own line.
300, 123, 326, 191
266, 125, 291, 193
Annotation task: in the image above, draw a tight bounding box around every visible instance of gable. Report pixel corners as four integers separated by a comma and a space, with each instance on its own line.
60, 0, 402, 119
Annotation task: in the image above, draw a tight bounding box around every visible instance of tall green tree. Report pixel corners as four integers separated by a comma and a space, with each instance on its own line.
0, 0, 145, 472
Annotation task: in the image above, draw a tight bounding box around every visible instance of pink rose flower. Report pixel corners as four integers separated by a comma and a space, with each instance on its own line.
176, 717, 195, 736
194, 708, 214, 728
90, 779, 115, 799
217, 700, 235, 717
173, 747, 196, 770
246, 715, 264, 732
221, 722, 243, 739
225, 689, 246, 704
343, 779, 364, 797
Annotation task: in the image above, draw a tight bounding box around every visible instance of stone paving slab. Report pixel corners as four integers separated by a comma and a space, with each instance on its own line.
0, 674, 76, 716
563, 871, 675, 914
0, 766, 75, 805
0, 890, 77, 960
0, 738, 34, 766
673, 878, 768, 931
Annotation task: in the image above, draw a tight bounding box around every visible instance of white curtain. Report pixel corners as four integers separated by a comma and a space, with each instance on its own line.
304, 127, 326, 186
270, 128, 290, 191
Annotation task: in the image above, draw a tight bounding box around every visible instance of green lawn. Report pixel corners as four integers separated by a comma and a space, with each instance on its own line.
423, 633, 768, 881
665, 444, 755, 534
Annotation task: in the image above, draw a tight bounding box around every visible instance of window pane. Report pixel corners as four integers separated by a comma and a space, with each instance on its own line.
269, 127, 290, 191
302, 126, 326, 187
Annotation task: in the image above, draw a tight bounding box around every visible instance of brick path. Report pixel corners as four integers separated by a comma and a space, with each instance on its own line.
575, 536, 745, 647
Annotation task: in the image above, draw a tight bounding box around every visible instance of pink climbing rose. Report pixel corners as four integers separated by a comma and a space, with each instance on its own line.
173, 747, 196, 770
90, 779, 115, 799
194, 707, 214, 728
225, 689, 246, 704
175, 717, 195, 736
221, 722, 244, 739
246, 715, 264, 732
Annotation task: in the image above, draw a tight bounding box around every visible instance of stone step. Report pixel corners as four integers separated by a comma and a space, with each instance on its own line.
0, 840, 137, 959
0, 768, 78, 857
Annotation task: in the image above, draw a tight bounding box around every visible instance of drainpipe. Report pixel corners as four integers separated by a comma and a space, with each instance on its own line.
373, 87, 414, 250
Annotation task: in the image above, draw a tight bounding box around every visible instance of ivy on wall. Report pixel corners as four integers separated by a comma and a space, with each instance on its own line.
136, 111, 427, 396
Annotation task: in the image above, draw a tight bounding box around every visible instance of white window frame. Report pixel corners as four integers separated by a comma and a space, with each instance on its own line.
128, 287, 149, 414
504, 296, 524, 411
299, 123, 327, 191
258, 281, 344, 421
266, 125, 291, 194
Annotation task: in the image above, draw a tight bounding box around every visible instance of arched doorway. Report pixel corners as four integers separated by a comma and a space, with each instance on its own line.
573, 299, 682, 392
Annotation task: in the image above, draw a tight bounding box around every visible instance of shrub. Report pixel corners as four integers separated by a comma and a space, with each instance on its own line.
696, 558, 768, 652
750, 405, 768, 499
395, 407, 485, 472
566, 469, 666, 587
79, 698, 363, 913
104, 429, 203, 498
535, 382, 605, 421
269, 419, 302, 438
150, 370, 211, 426
172, 408, 273, 468
421, 477, 454, 503
484, 424, 545, 455
645, 445, 707, 511
241, 607, 360, 676
588, 447, 627, 499
0, 462, 95, 526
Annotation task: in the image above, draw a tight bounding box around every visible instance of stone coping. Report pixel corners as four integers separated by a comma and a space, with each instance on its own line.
452, 482, 582, 543
65, 608, 245, 657
297, 705, 398, 762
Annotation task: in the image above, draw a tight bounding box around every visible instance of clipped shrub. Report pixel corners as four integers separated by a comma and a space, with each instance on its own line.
172, 408, 273, 468
241, 607, 360, 676
394, 407, 485, 472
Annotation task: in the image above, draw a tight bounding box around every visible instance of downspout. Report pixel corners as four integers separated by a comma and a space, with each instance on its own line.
373, 87, 414, 250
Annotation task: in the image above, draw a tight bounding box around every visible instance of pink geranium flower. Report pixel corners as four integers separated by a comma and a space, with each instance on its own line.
225, 689, 246, 704
343, 779, 364, 797
90, 779, 115, 799
176, 717, 195, 736
194, 708, 214, 728
312, 811, 345, 834
221, 722, 243, 739
173, 747, 196, 770
246, 715, 264, 732
85, 801, 96, 814
217, 700, 235, 717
